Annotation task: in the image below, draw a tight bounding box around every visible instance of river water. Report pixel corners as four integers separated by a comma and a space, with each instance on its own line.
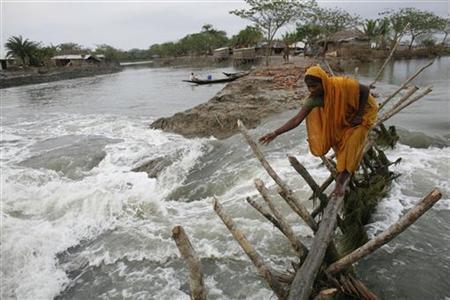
1, 59, 449, 299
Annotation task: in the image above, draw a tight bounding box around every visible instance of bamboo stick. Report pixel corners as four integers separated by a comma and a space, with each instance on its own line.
237, 120, 318, 231
347, 274, 379, 300
255, 179, 308, 259
246, 197, 284, 234
323, 59, 335, 76
288, 194, 345, 300
320, 156, 337, 178
327, 188, 441, 275
318, 175, 334, 194
288, 156, 334, 219
276, 188, 318, 232
213, 197, 287, 299
388, 85, 418, 111
172, 226, 207, 300
369, 23, 410, 88
288, 156, 325, 198
379, 60, 433, 110
376, 86, 433, 126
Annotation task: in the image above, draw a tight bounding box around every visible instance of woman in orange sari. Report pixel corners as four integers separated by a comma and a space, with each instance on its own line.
259, 65, 378, 196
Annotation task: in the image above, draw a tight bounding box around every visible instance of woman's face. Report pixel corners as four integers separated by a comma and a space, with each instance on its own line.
306, 80, 324, 97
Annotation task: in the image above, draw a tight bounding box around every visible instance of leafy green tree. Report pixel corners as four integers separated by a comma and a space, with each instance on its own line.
230, 0, 316, 65
381, 8, 446, 49
94, 44, 125, 61
31, 44, 57, 66
200, 24, 229, 54
363, 18, 391, 48
126, 48, 150, 61
418, 36, 436, 47
376, 17, 391, 49
295, 23, 322, 53
363, 19, 379, 45
310, 7, 360, 53
437, 17, 449, 44
57, 42, 89, 54
5, 35, 38, 65
230, 26, 263, 47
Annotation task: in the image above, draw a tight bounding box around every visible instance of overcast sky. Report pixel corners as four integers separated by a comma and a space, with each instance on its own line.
1, 0, 448, 55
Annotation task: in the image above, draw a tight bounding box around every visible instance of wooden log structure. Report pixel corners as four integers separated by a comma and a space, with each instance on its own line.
172, 226, 207, 300
171, 58, 442, 300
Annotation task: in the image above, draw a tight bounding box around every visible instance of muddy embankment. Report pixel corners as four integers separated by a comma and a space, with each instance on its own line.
150, 59, 316, 140
0, 64, 123, 89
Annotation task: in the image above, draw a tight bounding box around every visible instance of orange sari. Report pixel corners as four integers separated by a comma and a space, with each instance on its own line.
305, 65, 378, 173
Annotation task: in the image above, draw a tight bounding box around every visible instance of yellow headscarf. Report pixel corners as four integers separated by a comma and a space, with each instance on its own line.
304, 65, 377, 172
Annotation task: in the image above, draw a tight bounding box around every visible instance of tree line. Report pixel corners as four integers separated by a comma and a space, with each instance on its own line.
4, 0, 449, 67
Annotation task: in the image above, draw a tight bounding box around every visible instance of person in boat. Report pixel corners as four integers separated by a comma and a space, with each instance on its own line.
259, 65, 378, 196
189, 72, 198, 81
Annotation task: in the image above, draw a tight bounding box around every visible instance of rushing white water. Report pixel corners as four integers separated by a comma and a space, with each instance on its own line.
1, 62, 449, 299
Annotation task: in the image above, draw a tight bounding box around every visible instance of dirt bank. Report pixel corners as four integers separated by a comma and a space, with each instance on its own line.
150, 58, 315, 139
0, 64, 122, 89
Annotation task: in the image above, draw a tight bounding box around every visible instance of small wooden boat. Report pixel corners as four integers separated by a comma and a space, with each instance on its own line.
183, 72, 249, 85
223, 71, 250, 77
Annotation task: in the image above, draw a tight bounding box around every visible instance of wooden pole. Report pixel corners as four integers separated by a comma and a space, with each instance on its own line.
369, 23, 410, 88
246, 197, 284, 234
288, 194, 345, 300
377, 86, 433, 126
172, 226, 207, 300
320, 156, 337, 178
255, 179, 308, 259
379, 60, 433, 110
388, 85, 418, 112
213, 197, 287, 299
327, 188, 441, 275
323, 59, 335, 76
288, 156, 334, 219
237, 120, 317, 231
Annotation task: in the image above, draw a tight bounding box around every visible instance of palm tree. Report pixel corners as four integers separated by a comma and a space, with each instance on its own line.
377, 18, 391, 49
5, 35, 38, 65
363, 19, 379, 47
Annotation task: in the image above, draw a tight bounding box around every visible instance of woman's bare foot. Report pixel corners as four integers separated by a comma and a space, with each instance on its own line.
331, 171, 351, 197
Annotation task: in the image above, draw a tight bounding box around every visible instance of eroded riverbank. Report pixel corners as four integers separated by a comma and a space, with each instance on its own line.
150, 58, 316, 139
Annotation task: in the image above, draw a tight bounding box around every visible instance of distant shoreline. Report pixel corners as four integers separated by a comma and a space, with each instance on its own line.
0, 64, 122, 89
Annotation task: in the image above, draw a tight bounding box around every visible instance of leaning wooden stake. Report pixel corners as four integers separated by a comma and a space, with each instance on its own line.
388, 85, 418, 112
379, 59, 433, 110
369, 23, 410, 88
246, 196, 284, 233
327, 188, 442, 275
213, 197, 287, 299
237, 120, 317, 231
255, 179, 308, 259
288, 194, 345, 300
172, 226, 207, 300
377, 86, 433, 126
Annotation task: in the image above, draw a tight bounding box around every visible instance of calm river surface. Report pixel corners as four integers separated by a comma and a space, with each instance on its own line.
1, 59, 449, 299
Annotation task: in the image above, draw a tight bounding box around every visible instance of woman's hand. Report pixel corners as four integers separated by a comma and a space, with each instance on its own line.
350, 115, 362, 127
259, 132, 278, 145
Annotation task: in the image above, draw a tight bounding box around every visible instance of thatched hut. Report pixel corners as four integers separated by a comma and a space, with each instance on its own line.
319, 29, 369, 57
51, 54, 103, 67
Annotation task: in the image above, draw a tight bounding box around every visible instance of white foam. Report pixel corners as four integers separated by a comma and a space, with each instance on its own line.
366, 143, 450, 237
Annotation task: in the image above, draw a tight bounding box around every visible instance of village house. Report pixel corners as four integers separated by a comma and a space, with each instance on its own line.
232, 47, 257, 64
319, 29, 370, 57
255, 41, 286, 56
213, 47, 231, 61
0, 57, 17, 70
51, 54, 104, 67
